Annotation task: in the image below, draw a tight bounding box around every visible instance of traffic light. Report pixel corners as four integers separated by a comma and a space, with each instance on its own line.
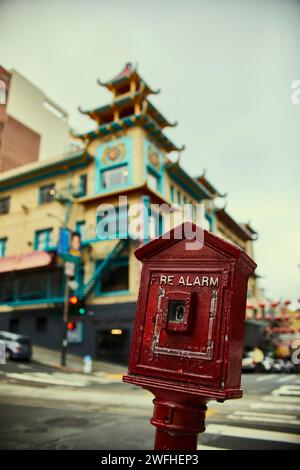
69, 295, 86, 317
67, 321, 76, 331
78, 299, 86, 316
69, 295, 78, 305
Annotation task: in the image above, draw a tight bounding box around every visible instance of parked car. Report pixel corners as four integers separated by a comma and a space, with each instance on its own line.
0, 331, 32, 361
257, 353, 274, 373
242, 350, 257, 372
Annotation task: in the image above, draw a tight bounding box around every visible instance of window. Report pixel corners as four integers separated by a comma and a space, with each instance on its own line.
0, 238, 7, 257
35, 228, 53, 250
39, 184, 55, 204
96, 206, 128, 240
79, 174, 87, 195
76, 221, 86, 241
9, 318, 19, 333
170, 185, 175, 202
99, 260, 129, 294
0, 197, 10, 214
73, 174, 88, 198
36, 317, 47, 332
102, 165, 128, 189
0, 267, 64, 304
177, 190, 181, 205
147, 170, 160, 192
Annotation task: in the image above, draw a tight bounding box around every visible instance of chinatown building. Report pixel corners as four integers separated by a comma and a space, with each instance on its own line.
0, 64, 259, 362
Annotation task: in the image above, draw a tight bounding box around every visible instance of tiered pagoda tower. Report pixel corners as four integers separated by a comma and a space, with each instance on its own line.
75, 63, 184, 154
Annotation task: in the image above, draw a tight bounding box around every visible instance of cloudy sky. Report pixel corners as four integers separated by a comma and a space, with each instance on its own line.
0, 0, 299, 305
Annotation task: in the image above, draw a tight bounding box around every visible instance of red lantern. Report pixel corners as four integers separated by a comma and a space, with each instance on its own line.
246, 304, 254, 309
284, 300, 291, 306
270, 301, 280, 308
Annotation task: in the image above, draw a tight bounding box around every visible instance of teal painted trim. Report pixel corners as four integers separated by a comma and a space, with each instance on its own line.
95, 136, 133, 194
144, 139, 165, 196
170, 185, 175, 202
76, 220, 86, 240
146, 164, 162, 193
44, 245, 57, 252
0, 297, 65, 307
73, 174, 87, 198
34, 228, 53, 250
168, 172, 204, 201
96, 205, 129, 240
0, 162, 89, 193
38, 183, 55, 205
177, 189, 182, 205
96, 289, 129, 298
0, 238, 7, 257
205, 211, 216, 233
142, 195, 151, 243
151, 208, 164, 238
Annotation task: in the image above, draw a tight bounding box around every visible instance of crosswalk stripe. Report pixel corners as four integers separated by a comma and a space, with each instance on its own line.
273, 385, 300, 396
250, 401, 300, 412
263, 395, 300, 404
197, 444, 229, 450
232, 410, 298, 419
205, 424, 300, 444
227, 413, 300, 426
4, 371, 118, 387
6, 372, 86, 387
256, 375, 277, 382
278, 376, 295, 383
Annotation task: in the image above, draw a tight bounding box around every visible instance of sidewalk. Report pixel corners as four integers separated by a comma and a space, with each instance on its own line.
32, 345, 126, 377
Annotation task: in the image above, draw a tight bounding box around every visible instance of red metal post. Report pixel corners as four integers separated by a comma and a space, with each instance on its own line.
151, 397, 207, 450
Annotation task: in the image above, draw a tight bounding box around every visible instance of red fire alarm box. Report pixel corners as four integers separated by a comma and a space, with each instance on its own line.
123, 223, 256, 450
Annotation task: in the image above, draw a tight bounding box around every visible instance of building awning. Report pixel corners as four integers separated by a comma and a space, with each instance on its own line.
0, 251, 53, 274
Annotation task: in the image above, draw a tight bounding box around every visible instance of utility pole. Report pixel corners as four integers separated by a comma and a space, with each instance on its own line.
61, 273, 70, 366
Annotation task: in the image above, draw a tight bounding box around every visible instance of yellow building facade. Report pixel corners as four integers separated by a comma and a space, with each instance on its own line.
0, 64, 258, 361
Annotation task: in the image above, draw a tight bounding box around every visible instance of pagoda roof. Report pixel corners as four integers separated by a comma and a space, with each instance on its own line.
73, 112, 184, 153
195, 173, 225, 198
97, 63, 160, 96
146, 101, 177, 129
166, 162, 212, 200
78, 95, 175, 130
215, 209, 257, 241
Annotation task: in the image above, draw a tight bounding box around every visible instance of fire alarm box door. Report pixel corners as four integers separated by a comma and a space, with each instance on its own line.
134, 263, 230, 388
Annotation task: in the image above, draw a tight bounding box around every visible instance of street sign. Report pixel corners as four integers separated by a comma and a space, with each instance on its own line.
64, 261, 75, 277
57, 227, 70, 256
68, 279, 79, 291
67, 321, 83, 344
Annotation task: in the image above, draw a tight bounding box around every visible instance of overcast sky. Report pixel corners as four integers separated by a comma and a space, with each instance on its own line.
0, 0, 299, 306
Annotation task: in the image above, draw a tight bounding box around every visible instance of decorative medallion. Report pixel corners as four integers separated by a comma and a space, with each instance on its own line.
148, 145, 161, 169
102, 143, 126, 165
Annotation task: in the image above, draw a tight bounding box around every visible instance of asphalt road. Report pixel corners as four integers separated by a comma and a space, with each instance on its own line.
0, 360, 299, 450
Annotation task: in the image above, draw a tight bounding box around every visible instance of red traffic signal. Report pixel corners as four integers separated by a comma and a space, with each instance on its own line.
67, 321, 76, 331
69, 295, 78, 305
